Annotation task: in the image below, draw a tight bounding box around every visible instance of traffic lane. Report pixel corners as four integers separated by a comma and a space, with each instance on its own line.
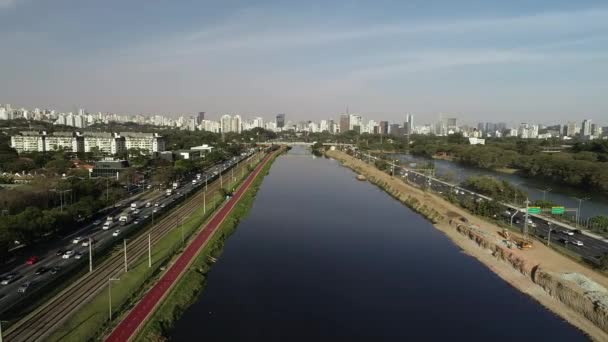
0, 153, 255, 310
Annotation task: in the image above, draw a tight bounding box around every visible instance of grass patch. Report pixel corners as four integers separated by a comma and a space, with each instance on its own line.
134, 152, 280, 341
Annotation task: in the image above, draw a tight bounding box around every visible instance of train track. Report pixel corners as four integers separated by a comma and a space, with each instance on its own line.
4, 153, 264, 342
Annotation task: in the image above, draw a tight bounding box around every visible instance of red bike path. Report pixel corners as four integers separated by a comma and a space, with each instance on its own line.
106, 152, 274, 342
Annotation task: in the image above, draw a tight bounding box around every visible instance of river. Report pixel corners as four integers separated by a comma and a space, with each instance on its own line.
391, 154, 608, 221
171, 146, 585, 341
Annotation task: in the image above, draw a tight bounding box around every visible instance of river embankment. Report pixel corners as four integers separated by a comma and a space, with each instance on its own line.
326, 149, 608, 341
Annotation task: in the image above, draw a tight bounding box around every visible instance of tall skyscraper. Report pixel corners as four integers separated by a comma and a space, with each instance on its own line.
404, 114, 414, 134
565, 121, 577, 137
220, 114, 232, 133
197, 112, 205, 124
379, 121, 389, 135
339, 114, 350, 133
582, 119, 592, 136
276, 114, 285, 129
231, 115, 242, 133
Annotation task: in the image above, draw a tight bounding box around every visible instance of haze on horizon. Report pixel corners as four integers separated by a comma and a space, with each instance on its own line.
1, 0, 607, 125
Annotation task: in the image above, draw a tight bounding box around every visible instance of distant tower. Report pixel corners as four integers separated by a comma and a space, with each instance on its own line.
276, 114, 285, 129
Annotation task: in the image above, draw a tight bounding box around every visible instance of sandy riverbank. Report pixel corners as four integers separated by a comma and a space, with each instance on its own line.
327, 150, 608, 341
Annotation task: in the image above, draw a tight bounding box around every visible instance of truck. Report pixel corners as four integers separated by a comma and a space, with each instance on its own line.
172, 182, 179, 190
166, 189, 173, 196
130, 202, 140, 211
119, 212, 132, 226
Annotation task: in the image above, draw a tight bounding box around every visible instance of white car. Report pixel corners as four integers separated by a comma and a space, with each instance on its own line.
62, 250, 74, 259
74, 252, 83, 260
145, 202, 151, 208
112, 230, 121, 237
103, 222, 112, 230
134, 220, 139, 225
562, 230, 575, 236
571, 240, 584, 246
81, 239, 91, 247
72, 237, 82, 244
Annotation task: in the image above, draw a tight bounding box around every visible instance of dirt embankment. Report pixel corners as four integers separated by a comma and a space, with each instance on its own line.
327, 150, 608, 341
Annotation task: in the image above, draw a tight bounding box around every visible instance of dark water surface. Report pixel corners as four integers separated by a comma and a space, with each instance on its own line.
171, 147, 585, 341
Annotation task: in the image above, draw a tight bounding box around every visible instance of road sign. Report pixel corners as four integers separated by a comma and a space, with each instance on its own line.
528, 207, 541, 214
551, 206, 565, 214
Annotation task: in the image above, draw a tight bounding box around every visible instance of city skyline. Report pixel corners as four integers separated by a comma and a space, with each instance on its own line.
1, 1, 607, 122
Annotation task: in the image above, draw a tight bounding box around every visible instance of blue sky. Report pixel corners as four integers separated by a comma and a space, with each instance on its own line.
1, 0, 607, 125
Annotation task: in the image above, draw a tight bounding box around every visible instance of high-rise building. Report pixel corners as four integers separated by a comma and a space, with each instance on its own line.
404, 114, 414, 134
231, 115, 242, 133
339, 114, 350, 133
582, 119, 592, 136
379, 121, 389, 135
197, 112, 205, 124
276, 114, 285, 129
565, 121, 577, 137
220, 114, 232, 133
349, 114, 362, 132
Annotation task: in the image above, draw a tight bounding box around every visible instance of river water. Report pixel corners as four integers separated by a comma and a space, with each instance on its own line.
171, 147, 585, 341
391, 154, 608, 220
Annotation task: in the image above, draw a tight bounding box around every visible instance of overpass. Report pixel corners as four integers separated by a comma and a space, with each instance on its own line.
258, 141, 354, 147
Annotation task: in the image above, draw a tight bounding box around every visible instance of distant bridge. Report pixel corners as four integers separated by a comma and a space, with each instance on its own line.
259, 141, 354, 147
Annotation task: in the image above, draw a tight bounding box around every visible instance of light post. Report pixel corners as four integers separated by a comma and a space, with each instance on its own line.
148, 233, 152, 268
510, 210, 518, 227
573, 197, 590, 226
203, 191, 206, 214
108, 277, 120, 321
123, 239, 128, 273
89, 237, 93, 273
539, 187, 552, 201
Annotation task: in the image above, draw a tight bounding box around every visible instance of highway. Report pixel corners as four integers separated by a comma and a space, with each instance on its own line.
106, 149, 277, 342
0, 149, 261, 341
353, 150, 608, 263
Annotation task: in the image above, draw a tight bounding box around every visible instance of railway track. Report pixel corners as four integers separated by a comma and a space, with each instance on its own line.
4, 153, 264, 342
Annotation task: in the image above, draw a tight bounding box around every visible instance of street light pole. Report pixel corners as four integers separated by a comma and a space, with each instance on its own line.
203, 191, 206, 214
123, 239, 128, 273
574, 197, 590, 226
108, 277, 120, 321
89, 237, 93, 273
148, 234, 152, 268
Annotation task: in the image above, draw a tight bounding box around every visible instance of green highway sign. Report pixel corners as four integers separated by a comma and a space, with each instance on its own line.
551, 206, 565, 214
528, 207, 541, 214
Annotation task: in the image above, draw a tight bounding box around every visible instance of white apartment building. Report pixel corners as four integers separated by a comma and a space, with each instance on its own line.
121, 132, 165, 153
220, 114, 232, 133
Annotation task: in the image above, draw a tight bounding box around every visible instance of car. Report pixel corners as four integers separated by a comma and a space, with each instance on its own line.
72, 237, 83, 244
143, 215, 149, 219
562, 230, 574, 236
17, 281, 31, 293
160, 204, 166, 208
26, 256, 39, 265
145, 202, 151, 208
62, 250, 74, 259
153, 209, 158, 213
93, 220, 101, 226
56, 250, 64, 256
1, 273, 17, 285
133, 220, 139, 225
112, 230, 121, 237
74, 252, 83, 260
154, 202, 159, 207
82, 238, 92, 247
571, 240, 584, 247
573, 229, 582, 234
50, 266, 61, 275
34, 267, 48, 275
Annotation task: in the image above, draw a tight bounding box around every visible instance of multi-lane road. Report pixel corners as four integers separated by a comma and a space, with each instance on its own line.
353, 150, 608, 262
0, 150, 256, 320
